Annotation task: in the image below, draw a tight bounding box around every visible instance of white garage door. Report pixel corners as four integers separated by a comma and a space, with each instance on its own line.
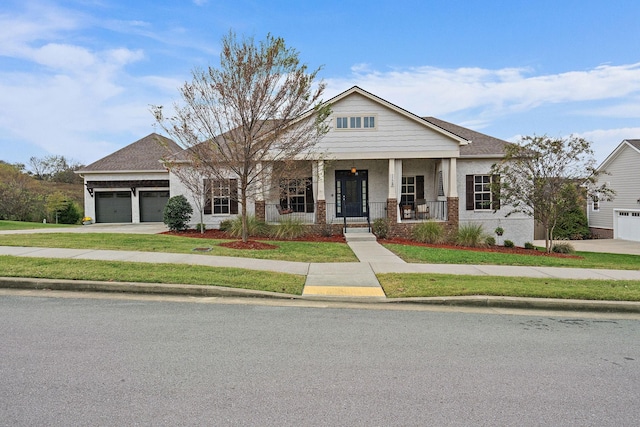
615, 210, 640, 242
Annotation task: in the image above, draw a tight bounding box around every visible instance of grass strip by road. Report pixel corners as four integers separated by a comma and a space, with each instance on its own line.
378, 273, 640, 301
0, 220, 77, 230
0, 256, 305, 295
0, 233, 357, 263
384, 244, 640, 270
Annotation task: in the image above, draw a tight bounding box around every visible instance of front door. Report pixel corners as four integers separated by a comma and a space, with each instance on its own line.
336, 170, 368, 217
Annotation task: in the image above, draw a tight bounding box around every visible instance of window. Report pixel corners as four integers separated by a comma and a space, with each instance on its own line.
465, 175, 500, 211
401, 176, 416, 208
279, 178, 314, 213
204, 179, 238, 215
364, 116, 375, 128
592, 195, 600, 211
336, 115, 376, 130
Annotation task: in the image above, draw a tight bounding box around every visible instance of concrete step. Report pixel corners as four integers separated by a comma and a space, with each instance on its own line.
344, 231, 377, 242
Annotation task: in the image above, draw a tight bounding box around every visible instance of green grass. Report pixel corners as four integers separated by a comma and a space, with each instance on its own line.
378, 273, 640, 301
0, 220, 78, 230
0, 256, 305, 295
0, 232, 357, 263
383, 244, 640, 270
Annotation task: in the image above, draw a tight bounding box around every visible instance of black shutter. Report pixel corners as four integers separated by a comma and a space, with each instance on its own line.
305, 178, 314, 213
203, 179, 212, 214
465, 175, 474, 210
229, 179, 238, 214
416, 175, 424, 200
491, 174, 501, 210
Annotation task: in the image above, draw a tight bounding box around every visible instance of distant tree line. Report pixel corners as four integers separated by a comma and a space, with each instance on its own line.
0, 156, 85, 223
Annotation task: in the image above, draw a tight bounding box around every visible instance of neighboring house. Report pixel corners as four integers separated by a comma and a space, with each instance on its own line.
79, 86, 534, 245
588, 139, 640, 242
77, 133, 181, 223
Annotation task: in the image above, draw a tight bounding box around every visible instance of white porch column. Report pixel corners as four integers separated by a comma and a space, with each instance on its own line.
395, 159, 403, 201
447, 157, 458, 197
387, 158, 396, 198
314, 160, 325, 201
255, 162, 264, 201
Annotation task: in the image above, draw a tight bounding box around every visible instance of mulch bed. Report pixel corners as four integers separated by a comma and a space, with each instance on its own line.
163, 229, 580, 258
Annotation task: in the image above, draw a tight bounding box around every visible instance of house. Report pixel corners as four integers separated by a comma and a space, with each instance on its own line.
78, 86, 534, 245
588, 139, 640, 242
77, 133, 181, 223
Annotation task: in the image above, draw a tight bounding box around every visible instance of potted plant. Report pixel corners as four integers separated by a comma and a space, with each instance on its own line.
494, 226, 504, 236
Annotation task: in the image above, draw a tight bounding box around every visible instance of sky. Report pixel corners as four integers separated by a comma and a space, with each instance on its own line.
1, 0, 640, 169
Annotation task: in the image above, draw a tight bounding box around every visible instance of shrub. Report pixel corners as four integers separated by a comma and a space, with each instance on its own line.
319, 223, 334, 237
271, 217, 306, 239
163, 195, 193, 231
456, 223, 486, 247
524, 242, 535, 250
485, 236, 496, 246
555, 207, 590, 240
372, 218, 390, 239
552, 242, 576, 254
195, 223, 206, 233
227, 215, 270, 238
503, 239, 514, 248
412, 220, 445, 244
56, 200, 82, 224
219, 219, 233, 232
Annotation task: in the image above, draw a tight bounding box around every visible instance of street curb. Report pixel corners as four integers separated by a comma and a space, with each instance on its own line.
2, 277, 640, 313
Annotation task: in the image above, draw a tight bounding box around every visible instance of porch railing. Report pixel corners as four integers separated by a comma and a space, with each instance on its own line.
264, 200, 447, 224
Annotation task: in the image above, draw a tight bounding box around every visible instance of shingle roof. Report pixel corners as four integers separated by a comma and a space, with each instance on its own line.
422, 117, 509, 157
79, 133, 181, 172
626, 139, 640, 150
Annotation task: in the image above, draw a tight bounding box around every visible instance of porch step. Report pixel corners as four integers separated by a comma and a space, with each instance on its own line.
344, 230, 377, 242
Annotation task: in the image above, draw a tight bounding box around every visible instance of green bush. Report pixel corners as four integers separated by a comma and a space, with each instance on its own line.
195, 223, 206, 233
524, 242, 535, 250
552, 242, 576, 254
456, 223, 486, 247
227, 215, 270, 238
555, 207, 590, 240
219, 219, 233, 232
503, 239, 514, 248
163, 195, 193, 231
485, 236, 496, 246
372, 218, 390, 239
412, 220, 445, 244
56, 200, 82, 224
271, 217, 306, 239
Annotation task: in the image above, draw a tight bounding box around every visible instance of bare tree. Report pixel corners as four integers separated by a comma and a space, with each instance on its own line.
491, 135, 614, 252
153, 31, 331, 242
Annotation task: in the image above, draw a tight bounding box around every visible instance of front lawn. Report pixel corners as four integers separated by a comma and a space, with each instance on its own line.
0, 232, 357, 263
0, 220, 77, 230
0, 256, 305, 295
378, 273, 640, 301
384, 243, 640, 270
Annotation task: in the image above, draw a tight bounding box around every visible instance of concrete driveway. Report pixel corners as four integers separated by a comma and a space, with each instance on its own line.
534, 239, 640, 256
0, 223, 168, 235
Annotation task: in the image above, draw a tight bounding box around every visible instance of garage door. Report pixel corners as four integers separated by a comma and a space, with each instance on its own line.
140, 191, 169, 222
95, 191, 132, 223
616, 210, 640, 242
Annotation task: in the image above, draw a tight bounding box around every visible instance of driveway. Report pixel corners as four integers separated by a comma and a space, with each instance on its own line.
0, 223, 168, 235
534, 239, 640, 256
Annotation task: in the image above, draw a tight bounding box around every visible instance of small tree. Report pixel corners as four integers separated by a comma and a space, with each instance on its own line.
153, 31, 331, 242
163, 195, 193, 231
491, 135, 614, 253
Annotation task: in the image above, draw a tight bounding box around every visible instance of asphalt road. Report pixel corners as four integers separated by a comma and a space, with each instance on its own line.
1, 293, 639, 426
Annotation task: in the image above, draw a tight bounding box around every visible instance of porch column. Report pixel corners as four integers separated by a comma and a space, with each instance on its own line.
387, 159, 399, 223
314, 160, 326, 224
255, 162, 268, 222
446, 157, 459, 227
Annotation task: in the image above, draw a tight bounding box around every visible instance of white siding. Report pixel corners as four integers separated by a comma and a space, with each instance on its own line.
457, 160, 534, 246
590, 144, 640, 230
317, 93, 461, 159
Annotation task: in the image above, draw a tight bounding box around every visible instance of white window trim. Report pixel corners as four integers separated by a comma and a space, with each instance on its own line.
474, 175, 493, 211
212, 179, 231, 215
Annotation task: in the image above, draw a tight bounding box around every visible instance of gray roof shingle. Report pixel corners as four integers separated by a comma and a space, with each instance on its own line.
625, 139, 640, 150
423, 117, 509, 157
79, 133, 181, 172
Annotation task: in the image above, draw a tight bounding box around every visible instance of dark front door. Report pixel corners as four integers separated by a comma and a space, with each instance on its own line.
336, 170, 368, 217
